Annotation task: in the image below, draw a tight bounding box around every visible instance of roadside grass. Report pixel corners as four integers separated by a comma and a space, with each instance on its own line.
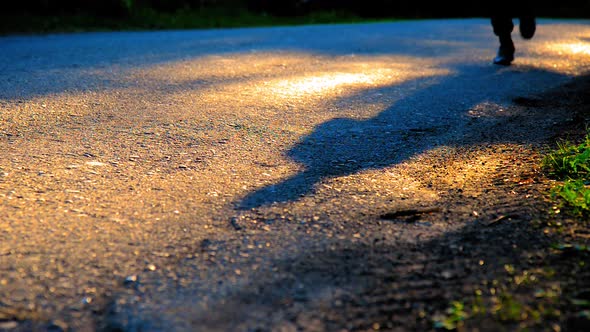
543, 132, 590, 216
0, 8, 373, 35
544, 135, 590, 180
434, 133, 590, 330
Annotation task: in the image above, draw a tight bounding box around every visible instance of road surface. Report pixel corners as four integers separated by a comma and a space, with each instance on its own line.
1, 19, 590, 331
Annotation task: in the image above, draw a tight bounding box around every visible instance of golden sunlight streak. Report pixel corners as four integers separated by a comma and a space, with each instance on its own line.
262, 63, 449, 102
270, 71, 388, 98
181, 55, 449, 112
544, 40, 590, 57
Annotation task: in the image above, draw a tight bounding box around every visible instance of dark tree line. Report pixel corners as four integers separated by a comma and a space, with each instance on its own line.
4, 0, 590, 18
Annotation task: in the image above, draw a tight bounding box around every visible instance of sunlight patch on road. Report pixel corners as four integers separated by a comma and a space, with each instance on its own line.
200, 57, 450, 110
268, 71, 394, 98
519, 24, 590, 75
158, 54, 450, 126
259, 62, 449, 102
545, 39, 590, 57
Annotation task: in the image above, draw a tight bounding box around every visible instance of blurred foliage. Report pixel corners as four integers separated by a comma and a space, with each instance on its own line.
4, 0, 590, 17
1, 0, 590, 34
0, 6, 366, 34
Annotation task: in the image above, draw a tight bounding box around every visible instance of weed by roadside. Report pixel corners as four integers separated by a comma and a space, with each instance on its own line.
543, 132, 590, 216
543, 135, 590, 180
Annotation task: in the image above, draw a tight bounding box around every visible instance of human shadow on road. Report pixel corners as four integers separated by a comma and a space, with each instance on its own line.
238, 63, 570, 209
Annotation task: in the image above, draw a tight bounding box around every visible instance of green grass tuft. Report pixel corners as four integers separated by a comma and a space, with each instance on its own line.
543, 135, 590, 180
544, 131, 590, 216
552, 180, 590, 216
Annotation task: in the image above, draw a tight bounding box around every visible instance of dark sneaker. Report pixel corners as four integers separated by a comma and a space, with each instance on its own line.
493, 46, 515, 66
519, 16, 536, 39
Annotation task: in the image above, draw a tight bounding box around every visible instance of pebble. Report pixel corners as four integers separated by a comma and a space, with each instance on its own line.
147, 264, 157, 271
124, 275, 138, 285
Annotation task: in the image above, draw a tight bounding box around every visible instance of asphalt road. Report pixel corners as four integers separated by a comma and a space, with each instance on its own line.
1, 19, 590, 331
